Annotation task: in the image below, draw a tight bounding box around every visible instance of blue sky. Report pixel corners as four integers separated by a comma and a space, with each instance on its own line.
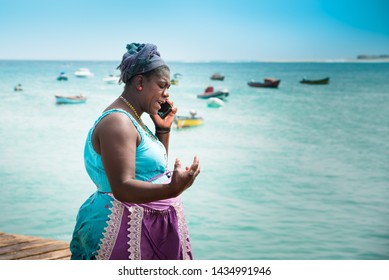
0, 0, 388, 61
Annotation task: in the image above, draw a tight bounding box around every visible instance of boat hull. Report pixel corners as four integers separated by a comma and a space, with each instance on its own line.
248, 79, 280, 88
207, 97, 224, 108
300, 77, 330, 85
171, 79, 179, 85
174, 116, 204, 128
210, 73, 225, 80
74, 68, 94, 78
55, 95, 87, 104
197, 90, 229, 99
210, 76, 224, 81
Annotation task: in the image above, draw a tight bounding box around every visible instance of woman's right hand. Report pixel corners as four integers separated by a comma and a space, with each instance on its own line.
168, 156, 200, 196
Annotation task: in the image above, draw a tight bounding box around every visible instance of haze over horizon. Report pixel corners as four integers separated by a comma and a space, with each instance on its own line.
0, 0, 388, 62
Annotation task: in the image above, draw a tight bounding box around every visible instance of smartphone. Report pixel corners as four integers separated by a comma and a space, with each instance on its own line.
157, 102, 172, 119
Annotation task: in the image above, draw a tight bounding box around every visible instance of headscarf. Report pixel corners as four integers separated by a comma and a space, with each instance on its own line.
117, 43, 166, 84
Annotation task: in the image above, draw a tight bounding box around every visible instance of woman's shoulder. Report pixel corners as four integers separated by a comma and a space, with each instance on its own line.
93, 109, 140, 146
97, 109, 135, 131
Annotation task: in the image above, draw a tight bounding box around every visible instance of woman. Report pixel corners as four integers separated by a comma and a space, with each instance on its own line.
70, 43, 200, 260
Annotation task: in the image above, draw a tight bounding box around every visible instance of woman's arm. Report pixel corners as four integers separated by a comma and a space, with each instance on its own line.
93, 112, 199, 204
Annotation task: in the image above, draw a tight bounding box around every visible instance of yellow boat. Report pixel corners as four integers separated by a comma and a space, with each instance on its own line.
174, 110, 203, 128
171, 79, 179, 85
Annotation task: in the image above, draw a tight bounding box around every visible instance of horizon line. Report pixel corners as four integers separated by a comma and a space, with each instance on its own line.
1, 58, 389, 63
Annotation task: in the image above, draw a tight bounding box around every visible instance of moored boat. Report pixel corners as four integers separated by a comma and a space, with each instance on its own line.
207, 97, 224, 108
102, 74, 119, 84
57, 72, 69, 81
248, 78, 280, 88
197, 86, 229, 99
171, 79, 179, 85
174, 110, 204, 128
74, 68, 94, 78
300, 77, 330, 85
55, 94, 87, 104
210, 73, 225, 81
14, 84, 23, 91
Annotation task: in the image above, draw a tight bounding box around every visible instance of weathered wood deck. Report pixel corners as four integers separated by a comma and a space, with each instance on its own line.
0, 232, 71, 260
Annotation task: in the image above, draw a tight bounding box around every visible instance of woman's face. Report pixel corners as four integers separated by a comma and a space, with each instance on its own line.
142, 69, 171, 115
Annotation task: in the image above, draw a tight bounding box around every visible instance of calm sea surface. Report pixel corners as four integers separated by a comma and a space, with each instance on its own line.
0, 60, 388, 259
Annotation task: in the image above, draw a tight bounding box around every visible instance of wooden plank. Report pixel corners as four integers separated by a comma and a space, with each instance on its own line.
0, 242, 69, 260
0, 239, 61, 255
0, 233, 41, 247
18, 248, 71, 260
0, 232, 71, 260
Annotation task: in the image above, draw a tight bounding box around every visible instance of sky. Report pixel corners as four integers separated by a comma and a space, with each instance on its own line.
0, 0, 388, 61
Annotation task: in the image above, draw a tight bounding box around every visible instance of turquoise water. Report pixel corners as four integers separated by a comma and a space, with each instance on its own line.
0, 61, 388, 260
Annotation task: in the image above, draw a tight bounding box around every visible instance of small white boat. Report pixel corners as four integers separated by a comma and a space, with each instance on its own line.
74, 68, 94, 78
207, 97, 224, 108
102, 74, 119, 84
55, 94, 87, 104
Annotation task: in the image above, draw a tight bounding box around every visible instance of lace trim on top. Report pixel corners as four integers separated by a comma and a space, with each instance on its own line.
96, 197, 124, 260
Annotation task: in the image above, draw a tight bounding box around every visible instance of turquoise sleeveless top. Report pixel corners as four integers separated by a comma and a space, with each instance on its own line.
84, 109, 167, 192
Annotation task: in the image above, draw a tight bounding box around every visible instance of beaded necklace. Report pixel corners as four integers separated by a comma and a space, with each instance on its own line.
119, 95, 159, 142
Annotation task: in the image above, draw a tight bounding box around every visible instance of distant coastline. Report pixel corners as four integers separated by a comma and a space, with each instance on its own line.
356, 54, 389, 60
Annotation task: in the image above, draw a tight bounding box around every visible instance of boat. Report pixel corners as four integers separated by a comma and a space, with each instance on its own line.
171, 79, 179, 85
207, 97, 224, 108
102, 74, 119, 84
300, 77, 330, 85
210, 73, 225, 81
55, 94, 87, 104
174, 110, 204, 128
248, 78, 280, 88
197, 86, 229, 99
74, 68, 94, 78
57, 72, 69, 81
14, 84, 23, 91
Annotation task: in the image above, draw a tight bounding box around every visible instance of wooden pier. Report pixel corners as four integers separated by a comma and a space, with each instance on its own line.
0, 232, 70, 260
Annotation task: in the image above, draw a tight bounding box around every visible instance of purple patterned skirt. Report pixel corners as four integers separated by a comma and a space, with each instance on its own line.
95, 196, 193, 260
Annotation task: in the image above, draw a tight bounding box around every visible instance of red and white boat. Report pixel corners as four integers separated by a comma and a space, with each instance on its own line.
197, 86, 229, 99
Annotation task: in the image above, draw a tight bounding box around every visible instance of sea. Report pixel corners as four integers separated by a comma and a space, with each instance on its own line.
0, 60, 388, 260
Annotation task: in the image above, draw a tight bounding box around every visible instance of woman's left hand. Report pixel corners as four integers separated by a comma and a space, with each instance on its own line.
150, 99, 177, 129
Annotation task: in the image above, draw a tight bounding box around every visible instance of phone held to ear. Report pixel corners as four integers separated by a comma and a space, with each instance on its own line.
157, 102, 172, 119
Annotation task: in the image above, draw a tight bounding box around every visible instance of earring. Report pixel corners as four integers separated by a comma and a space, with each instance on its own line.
138, 86, 143, 91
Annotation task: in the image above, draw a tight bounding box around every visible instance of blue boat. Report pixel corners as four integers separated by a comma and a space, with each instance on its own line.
57, 72, 69, 81
55, 94, 87, 104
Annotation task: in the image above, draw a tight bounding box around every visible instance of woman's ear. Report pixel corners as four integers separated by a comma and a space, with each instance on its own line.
134, 75, 143, 91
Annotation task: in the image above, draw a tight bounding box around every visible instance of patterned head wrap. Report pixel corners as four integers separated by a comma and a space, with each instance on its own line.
117, 43, 166, 84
